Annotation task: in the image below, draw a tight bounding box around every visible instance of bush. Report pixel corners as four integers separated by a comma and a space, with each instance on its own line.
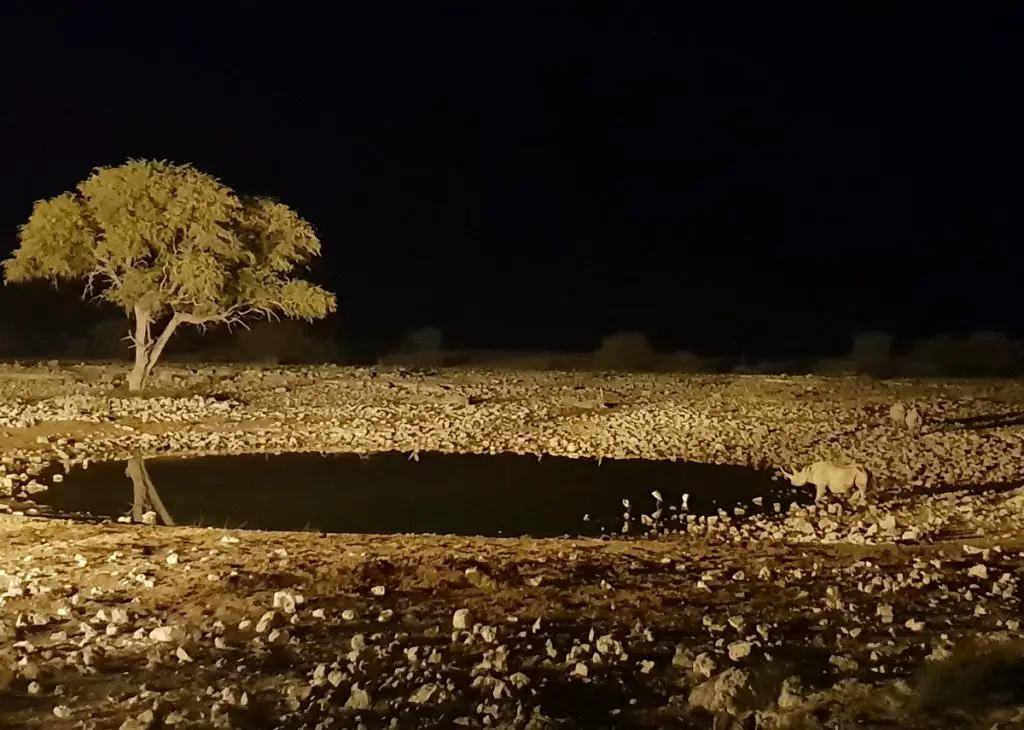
812, 357, 858, 375
377, 349, 449, 368
848, 330, 894, 376
901, 332, 1023, 377
88, 319, 132, 360
961, 331, 1022, 376
225, 320, 337, 364
651, 350, 705, 373
902, 334, 958, 377
592, 331, 655, 371
401, 326, 443, 353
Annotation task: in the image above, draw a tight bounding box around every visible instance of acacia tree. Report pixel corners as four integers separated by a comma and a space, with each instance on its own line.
2, 159, 336, 390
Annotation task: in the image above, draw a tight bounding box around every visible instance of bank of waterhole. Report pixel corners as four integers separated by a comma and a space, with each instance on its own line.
12, 451, 1024, 726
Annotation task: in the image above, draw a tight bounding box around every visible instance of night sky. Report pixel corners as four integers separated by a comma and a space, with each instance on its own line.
0, 6, 1020, 358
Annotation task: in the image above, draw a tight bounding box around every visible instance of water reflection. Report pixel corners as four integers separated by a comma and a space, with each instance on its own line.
126, 453, 175, 526
38, 451, 802, 537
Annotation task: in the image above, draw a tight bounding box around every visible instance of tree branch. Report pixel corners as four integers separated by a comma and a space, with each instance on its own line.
143, 313, 183, 375
174, 306, 259, 332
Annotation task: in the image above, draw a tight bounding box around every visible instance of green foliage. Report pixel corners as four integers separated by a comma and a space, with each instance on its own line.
3, 159, 336, 325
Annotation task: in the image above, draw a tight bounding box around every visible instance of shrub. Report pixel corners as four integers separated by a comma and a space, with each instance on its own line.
88, 319, 132, 360
902, 334, 958, 377
901, 332, 1023, 377
401, 326, 443, 353
592, 331, 655, 371
226, 320, 337, 364
377, 349, 449, 368
848, 330, 894, 376
961, 331, 1022, 376
812, 357, 858, 375
651, 350, 705, 373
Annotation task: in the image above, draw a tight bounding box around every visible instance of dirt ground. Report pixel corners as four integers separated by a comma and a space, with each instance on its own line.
1, 363, 1024, 728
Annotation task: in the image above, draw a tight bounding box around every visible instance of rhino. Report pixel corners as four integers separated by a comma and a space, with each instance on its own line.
779, 461, 871, 505
905, 406, 923, 436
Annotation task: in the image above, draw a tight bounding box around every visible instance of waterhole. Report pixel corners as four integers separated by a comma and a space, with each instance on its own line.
35, 451, 808, 537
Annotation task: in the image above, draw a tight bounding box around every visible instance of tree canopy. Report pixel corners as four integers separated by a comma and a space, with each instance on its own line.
3, 159, 336, 325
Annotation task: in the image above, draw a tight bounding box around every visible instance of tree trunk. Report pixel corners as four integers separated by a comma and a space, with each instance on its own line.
126, 306, 182, 392
127, 307, 152, 392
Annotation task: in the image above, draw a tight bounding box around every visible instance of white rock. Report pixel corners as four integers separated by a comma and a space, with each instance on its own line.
345, 684, 372, 710
273, 591, 297, 614
149, 626, 174, 643
693, 652, 716, 679
409, 683, 442, 704
728, 641, 752, 661
453, 608, 472, 630
255, 611, 277, 633
967, 564, 988, 580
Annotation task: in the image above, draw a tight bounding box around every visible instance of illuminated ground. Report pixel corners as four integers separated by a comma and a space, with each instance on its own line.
1, 363, 1023, 727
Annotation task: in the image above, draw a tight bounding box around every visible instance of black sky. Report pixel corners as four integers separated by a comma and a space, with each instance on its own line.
0, 5, 1021, 357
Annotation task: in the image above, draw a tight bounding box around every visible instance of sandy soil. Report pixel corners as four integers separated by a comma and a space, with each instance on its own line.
1, 363, 1024, 728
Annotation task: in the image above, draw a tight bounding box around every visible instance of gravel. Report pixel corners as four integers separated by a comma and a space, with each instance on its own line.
0, 362, 1023, 727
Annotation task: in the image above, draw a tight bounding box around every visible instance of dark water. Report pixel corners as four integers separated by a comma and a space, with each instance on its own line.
34, 452, 807, 537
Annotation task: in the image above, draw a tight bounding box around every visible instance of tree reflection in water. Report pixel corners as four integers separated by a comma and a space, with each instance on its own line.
125, 453, 175, 526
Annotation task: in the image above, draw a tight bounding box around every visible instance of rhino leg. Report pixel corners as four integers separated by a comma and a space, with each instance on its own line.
814, 483, 827, 503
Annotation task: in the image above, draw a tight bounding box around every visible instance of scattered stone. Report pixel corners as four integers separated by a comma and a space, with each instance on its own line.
688, 668, 755, 720
345, 684, 372, 710
453, 608, 472, 630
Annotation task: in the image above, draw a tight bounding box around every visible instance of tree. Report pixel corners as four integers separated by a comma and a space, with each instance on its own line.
2, 159, 336, 390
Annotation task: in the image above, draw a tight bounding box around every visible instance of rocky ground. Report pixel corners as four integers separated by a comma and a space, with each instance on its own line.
1, 362, 1024, 728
